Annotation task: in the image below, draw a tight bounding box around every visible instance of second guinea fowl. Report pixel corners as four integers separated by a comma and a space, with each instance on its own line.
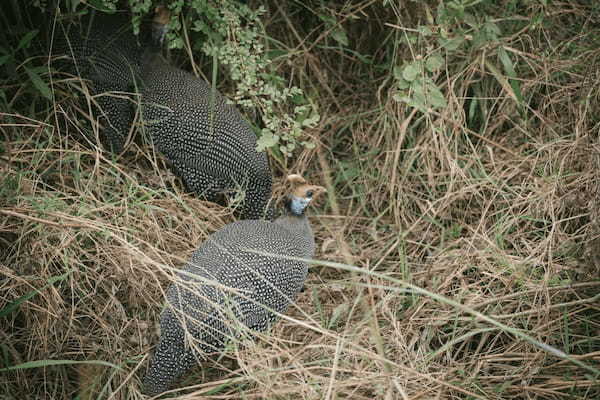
142, 175, 326, 396
139, 8, 273, 219
54, 7, 273, 219
51, 11, 142, 153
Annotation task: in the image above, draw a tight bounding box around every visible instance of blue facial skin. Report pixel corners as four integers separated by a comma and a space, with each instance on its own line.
289, 196, 312, 216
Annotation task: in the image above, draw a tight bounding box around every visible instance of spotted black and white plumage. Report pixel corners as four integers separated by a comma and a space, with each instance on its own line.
142, 182, 325, 396
51, 12, 142, 153
51, 8, 273, 218
139, 51, 272, 219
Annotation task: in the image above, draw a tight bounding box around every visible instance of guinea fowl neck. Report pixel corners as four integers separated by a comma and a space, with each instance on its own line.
140, 19, 167, 62
274, 196, 311, 231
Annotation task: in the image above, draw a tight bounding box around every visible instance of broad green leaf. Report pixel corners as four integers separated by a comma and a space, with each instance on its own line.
411, 81, 426, 106
256, 131, 279, 151
427, 84, 448, 109
393, 65, 403, 81
426, 55, 444, 72
484, 20, 501, 39
397, 78, 410, 90
463, 12, 478, 28
302, 112, 320, 127
402, 62, 421, 82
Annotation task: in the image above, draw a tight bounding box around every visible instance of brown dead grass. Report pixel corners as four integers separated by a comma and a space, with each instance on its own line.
2, 0, 600, 399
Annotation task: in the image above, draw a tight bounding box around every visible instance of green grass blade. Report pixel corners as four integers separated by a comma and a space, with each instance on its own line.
0, 270, 71, 318
0, 359, 122, 372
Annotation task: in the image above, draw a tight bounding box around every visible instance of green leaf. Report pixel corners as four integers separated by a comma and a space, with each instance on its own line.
484, 20, 501, 39
331, 28, 349, 47
417, 25, 433, 36
463, 12, 478, 29
87, 0, 116, 13
0, 359, 122, 372
256, 131, 279, 151
302, 112, 320, 127
317, 14, 335, 25
397, 78, 410, 90
402, 62, 421, 82
0, 55, 11, 66
498, 47, 523, 104
17, 30, 39, 51
393, 65, 403, 81
25, 67, 52, 100
279, 145, 289, 154
439, 36, 465, 51
328, 303, 349, 328
0, 289, 41, 318
411, 81, 426, 106
485, 59, 523, 105
0, 271, 70, 318
426, 55, 444, 72
427, 84, 448, 109
392, 93, 408, 103
498, 47, 516, 77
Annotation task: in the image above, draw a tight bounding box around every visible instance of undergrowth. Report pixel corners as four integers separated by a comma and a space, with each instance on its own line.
1, 0, 600, 399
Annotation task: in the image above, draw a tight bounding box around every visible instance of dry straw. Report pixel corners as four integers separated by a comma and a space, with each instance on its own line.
2, 1, 600, 399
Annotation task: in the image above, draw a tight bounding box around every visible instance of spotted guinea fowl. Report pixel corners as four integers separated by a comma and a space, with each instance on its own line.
142, 175, 326, 396
50, 11, 142, 153
139, 7, 272, 219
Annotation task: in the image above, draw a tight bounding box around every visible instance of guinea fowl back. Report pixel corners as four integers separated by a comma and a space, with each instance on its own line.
50, 12, 142, 152
140, 51, 273, 219
51, 7, 273, 219
139, 8, 273, 219
142, 176, 325, 396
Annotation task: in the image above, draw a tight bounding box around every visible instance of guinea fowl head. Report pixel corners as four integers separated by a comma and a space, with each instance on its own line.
285, 174, 326, 216
151, 5, 170, 47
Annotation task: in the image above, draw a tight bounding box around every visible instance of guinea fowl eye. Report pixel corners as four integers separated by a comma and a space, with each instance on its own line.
306, 190, 314, 198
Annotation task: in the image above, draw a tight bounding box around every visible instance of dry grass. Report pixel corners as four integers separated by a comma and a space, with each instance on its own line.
2, 1, 600, 399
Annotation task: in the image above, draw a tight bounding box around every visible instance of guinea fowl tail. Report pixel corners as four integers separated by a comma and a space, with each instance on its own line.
142, 310, 198, 396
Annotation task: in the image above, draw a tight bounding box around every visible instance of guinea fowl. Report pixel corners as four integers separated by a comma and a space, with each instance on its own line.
142, 175, 326, 396
139, 7, 273, 219
51, 7, 272, 219
50, 11, 142, 153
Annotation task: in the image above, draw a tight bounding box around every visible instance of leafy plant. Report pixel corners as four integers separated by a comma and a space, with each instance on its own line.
128, 0, 318, 156
393, 53, 447, 112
